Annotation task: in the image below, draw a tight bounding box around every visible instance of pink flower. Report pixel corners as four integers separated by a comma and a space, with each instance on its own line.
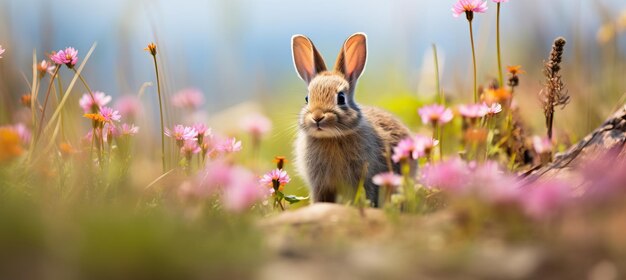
216, 137, 242, 153
200, 159, 234, 189
452, 0, 488, 18
1, 123, 31, 145
172, 88, 204, 110
181, 140, 201, 156
260, 169, 291, 192
165, 125, 198, 142
421, 158, 471, 193
192, 123, 212, 140
392, 137, 417, 163
114, 95, 142, 119
240, 113, 272, 137
412, 135, 439, 158
532, 136, 553, 154
484, 103, 502, 116
372, 172, 403, 189
519, 181, 570, 220
471, 161, 520, 202
102, 123, 116, 143
418, 104, 453, 125
458, 103, 488, 119
79, 91, 112, 113
118, 123, 139, 136
0, 45, 4, 58
99, 106, 121, 123
222, 166, 265, 212
50, 47, 78, 67
37, 60, 56, 76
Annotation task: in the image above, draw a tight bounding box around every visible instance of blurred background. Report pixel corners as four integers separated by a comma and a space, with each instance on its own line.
0, 0, 625, 174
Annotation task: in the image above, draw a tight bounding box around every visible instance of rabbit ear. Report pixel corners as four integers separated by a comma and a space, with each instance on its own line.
334, 33, 367, 86
292, 35, 327, 84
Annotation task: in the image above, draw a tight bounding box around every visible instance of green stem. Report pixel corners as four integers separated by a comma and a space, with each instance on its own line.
496, 3, 504, 87
469, 20, 478, 103
36, 67, 60, 143
432, 44, 443, 106
151, 55, 166, 173
73, 69, 98, 112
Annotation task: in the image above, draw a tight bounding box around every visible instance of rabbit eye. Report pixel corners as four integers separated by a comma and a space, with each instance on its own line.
337, 92, 346, 106
305, 95, 309, 104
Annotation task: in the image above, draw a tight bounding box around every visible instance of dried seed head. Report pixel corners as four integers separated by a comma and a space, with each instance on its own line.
540, 37, 569, 141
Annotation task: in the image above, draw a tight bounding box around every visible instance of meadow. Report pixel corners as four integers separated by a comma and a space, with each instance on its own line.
1, 0, 626, 279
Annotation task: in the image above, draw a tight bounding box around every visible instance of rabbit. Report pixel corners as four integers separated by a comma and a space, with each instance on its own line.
291, 32, 411, 206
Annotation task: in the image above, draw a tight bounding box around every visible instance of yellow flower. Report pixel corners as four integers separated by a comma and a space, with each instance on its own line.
0, 127, 23, 163
482, 87, 511, 104
506, 65, 524, 76
144, 42, 157, 56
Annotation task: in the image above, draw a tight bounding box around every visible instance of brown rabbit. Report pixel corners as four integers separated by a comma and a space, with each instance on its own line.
291, 32, 411, 206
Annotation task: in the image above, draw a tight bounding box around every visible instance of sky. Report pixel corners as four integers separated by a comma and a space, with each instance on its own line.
1, 0, 624, 111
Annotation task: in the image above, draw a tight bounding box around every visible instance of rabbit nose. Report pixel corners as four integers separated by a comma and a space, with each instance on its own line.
312, 113, 325, 124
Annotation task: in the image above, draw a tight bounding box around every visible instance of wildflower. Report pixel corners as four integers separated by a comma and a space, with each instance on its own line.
200, 159, 234, 189
260, 168, 291, 192
464, 127, 488, 143
59, 142, 75, 160
11, 123, 31, 145
171, 88, 204, 110
37, 60, 56, 77
192, 123, 212, 144
223, 167, 264, 212
484, 103, 502, 116
79, 91, 112, 113
273, 156, 288, 169
421, 158, 470, 193
507, 65, 524, 76
519, 180, 570, 220
0, 127, 23, 163
392, 137, 417, 163
452, 0, 488, 20
84, 113, 106, 127
114, 95, 142, 120
20, 94, 32, 107
144, 42, 157, 56
532, 136, 552, 155
413, 135, 439, 159
50, 47, 78, 68
482, 87, 511, 104
99, 107, 121, 123
216, 137, 242, 153
181, 140, 201, 159
165, 125, 198, 145
418, 104, 453, 126
458, 103, 488, 119
372, 172, 403, 189
102, 123, 116, 143
240, 113, 272, 138
118, 123, 139, 136
0, 45, 4, 58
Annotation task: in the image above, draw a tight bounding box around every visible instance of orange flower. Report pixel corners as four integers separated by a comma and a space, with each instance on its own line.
507, 65, 524, 76
20, 94, 32, 107
59, 142, 75, 160
84, 113, 106, 123
464, 127, 488, 144
0, 127, 23, 163
482, 87, 511, 104
144, 42, 157, 56
273, 156, 288, 169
